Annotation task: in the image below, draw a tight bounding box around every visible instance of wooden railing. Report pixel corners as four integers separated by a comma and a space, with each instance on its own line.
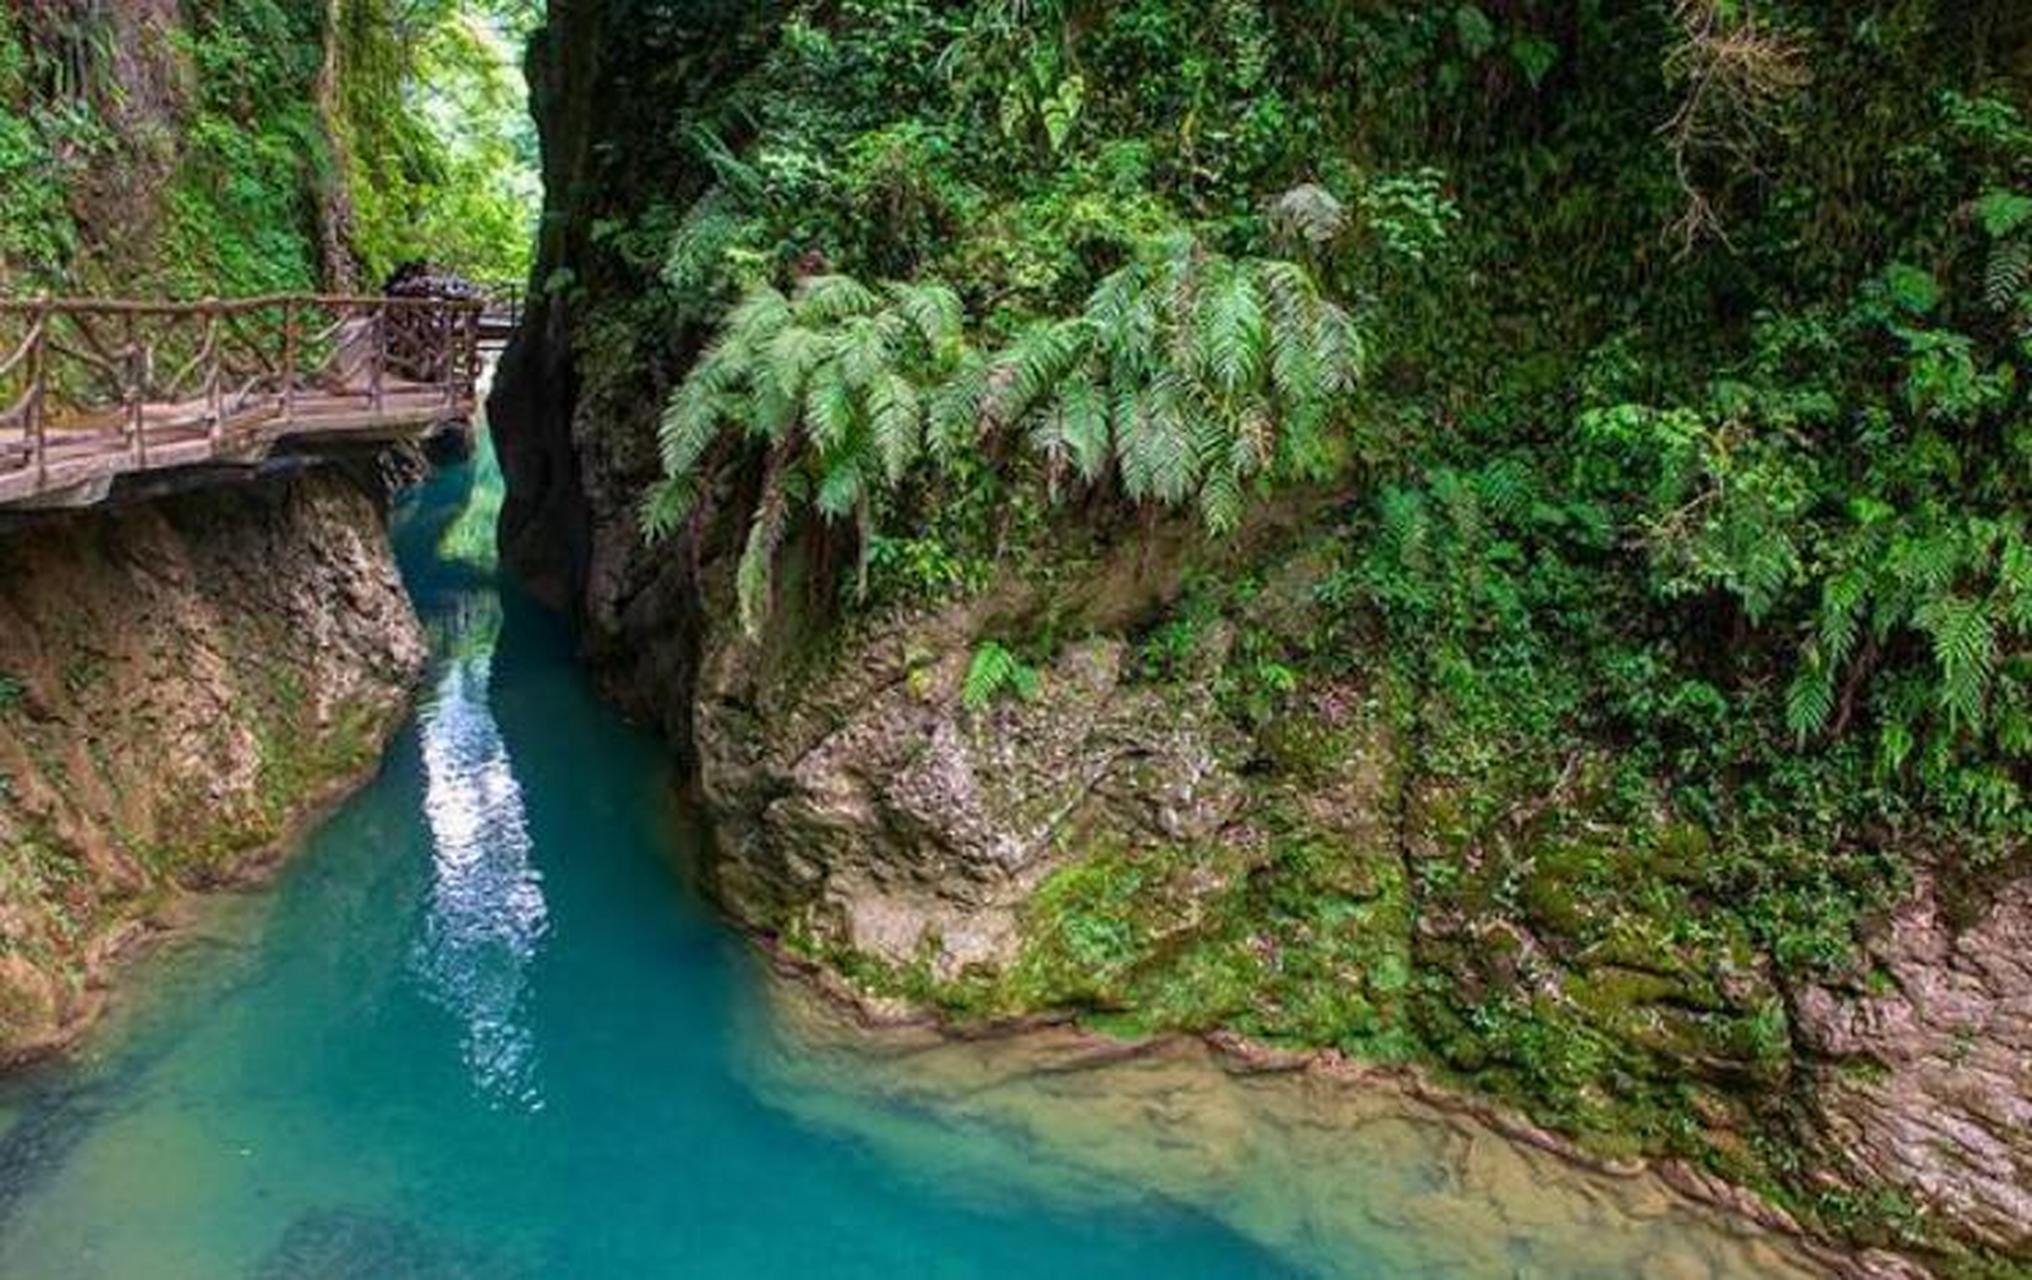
476, 283, 523, 346
0, 293, 482, 507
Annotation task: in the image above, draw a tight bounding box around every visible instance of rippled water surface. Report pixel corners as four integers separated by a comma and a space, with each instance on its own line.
0, 431, 1822, 1279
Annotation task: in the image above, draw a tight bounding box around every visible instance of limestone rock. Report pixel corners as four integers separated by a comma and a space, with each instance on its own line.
1792, 869, 2032, 1251
0, 468, 424, 1060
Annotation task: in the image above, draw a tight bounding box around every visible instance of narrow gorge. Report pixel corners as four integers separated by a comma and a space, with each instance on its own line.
1, 3, 2029, 1279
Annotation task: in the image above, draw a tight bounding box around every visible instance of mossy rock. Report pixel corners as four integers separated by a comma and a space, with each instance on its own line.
1520, 840, 1612, 939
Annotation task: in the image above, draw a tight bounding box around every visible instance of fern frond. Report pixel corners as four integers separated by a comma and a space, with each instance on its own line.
886, 281, 965, 353
868, 371, 923, 481
726, 280, 792, 333
638, 474, 698, 543
1473, 459, 1533, 522
658, 366, 728, 476
747, 371, 797, 440
984, 319, 1091, 427
766, 325, 824, 400
928, 350, 989, 456
1055, 374, 1110, 482
1314, 299, 1363, 392
1260, 259, 1323, 406
836, 315, 894, 391
1918, 595, 1996, 730
1142, 369, 1197, 504
795, 274, 881, 323
1232, 405, 1274, 475
814, 458, 864, 520
1198, 464, 1245, 534
2001, 532, 2032, 631
805, 365, 859, 451
1198, 265, 1267, 397
963, 641, 1037, 710
1817, 567, 1867, 668
1985, 239, 2032, 315
1785, 648, 1835, 741
663, 186, 748, 294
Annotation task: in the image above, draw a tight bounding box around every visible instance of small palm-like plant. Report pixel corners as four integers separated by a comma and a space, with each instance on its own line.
641, 274, 968, 637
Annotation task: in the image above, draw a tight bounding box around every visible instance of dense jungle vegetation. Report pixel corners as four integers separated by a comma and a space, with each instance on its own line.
572, 1, 2032, 1267
629, 0, 2032, 875
0, 0, 539, 294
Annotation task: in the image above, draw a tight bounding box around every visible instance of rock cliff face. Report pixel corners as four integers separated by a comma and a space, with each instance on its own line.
489, 0, 774, 745
0, 468, 424, 1061
692, 536, 2032, 1271
496, 7, 2032, 1271
696, 519, 1282, 979
1795, 873, 2032, 1255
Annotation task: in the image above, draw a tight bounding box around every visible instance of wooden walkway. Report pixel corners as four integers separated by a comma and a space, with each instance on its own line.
0, 293, 494, 510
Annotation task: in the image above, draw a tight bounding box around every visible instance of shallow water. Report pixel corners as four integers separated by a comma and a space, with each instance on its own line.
0, 433, 1822, 1279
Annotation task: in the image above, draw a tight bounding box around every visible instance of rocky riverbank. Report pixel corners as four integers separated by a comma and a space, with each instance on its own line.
679, 521, 2026, 1278
486, 6, 2032, 1275
0, 466, 424, 1062
747, 955, 1875, 1280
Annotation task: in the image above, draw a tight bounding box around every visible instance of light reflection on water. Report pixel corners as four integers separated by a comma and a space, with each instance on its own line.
410, 590, 548, 1112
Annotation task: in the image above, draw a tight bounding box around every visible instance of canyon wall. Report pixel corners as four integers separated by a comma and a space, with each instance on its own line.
0, 468, 423, 1060
493, 5, 2032, 1274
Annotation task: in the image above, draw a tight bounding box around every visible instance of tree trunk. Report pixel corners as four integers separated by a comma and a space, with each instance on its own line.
312, 0, 361, 293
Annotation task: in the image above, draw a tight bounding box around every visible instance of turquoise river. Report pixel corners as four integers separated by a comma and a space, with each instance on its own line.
0, 433, 1827, 1279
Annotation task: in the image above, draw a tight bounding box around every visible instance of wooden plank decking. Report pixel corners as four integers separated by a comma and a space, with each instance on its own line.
0, 293, 494, 510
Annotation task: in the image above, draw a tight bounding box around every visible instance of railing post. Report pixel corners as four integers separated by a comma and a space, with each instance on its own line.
281, 296, 298, 424
125, 309, 144, 465
370, 300, 386, 416
26, 297, 47, 490
442, 303, 457, 410
203, 299, 222, 445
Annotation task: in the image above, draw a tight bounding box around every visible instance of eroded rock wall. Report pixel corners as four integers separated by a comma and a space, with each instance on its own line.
1796, 873, 2032, 1254
0, 468, 424, 1060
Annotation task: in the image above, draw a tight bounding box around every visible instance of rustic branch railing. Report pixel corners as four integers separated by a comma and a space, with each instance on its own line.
475, 283, 523, 346
0, 293, 482, 505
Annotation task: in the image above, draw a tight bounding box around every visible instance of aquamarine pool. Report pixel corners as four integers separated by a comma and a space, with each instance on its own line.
0, 432, 1821, 1279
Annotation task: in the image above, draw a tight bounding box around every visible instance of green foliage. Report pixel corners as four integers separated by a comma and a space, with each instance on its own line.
961, 641, 1039, 711
647, 240, 1357, 632
337, 0, 538, 284
0, 0, 535, 293
582, 2, 2032, 1255
0, 4, 107, 284
989, 236, 1361, 532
